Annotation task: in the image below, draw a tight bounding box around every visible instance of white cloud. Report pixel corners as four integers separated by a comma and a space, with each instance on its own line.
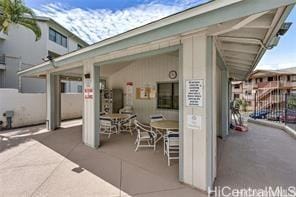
34, 0, 207, 44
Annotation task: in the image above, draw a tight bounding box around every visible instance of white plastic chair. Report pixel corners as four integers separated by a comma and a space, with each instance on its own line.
149, 114, 166, 140
119, 106, 133, 114
99, 117, 117, 138
134, 120, 157, 151
118, 114, 137, 135
149, 114, 165, 122
164, 131, 179, 166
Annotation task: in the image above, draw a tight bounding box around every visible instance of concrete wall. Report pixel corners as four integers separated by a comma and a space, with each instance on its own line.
108, 53, 179, 123
0, 89, 82, 128
61, 93, 83, 120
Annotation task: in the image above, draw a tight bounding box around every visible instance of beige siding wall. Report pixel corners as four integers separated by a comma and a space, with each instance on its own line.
108, 53, 179, 123
181, 34, 208, 189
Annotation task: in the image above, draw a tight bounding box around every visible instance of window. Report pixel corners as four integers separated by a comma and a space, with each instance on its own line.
268, 76, 273, 81
157, 82, 179, 110
49, 28, 68, 48
234, 84, 240, 89
234, 94, 240, 99
287, 75, 291, 81
61, 82, 66, 93
245, 90, 252, 95
77, 85, 83, 93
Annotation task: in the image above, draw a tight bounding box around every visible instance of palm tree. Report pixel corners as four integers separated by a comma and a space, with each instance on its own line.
0, 0, 41, 41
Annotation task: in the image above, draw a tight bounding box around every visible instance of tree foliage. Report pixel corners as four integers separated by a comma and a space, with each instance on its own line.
0, 0, 41, 41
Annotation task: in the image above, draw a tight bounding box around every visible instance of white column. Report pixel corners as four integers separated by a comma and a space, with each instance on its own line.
221, 70, 229, 138
82, 62, 100, 148
46, 74, 61, 130
180, 33, 215, 191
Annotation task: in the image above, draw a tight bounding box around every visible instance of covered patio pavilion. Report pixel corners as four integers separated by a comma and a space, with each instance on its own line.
18, 0, 295, 193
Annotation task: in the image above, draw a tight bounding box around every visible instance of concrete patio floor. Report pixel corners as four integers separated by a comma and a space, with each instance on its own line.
0, 120, 205, 197
1, 120, 296, 196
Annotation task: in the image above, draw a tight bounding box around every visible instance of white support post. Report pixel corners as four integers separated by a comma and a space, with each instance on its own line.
180, 33, 215, 192
46, 74, 61, 130
82, 62, 100, 148
221, 70, 229, 138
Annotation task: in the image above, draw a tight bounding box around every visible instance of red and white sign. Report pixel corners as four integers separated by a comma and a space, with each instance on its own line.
126, 82, 133, 106
84, 88, 93, 99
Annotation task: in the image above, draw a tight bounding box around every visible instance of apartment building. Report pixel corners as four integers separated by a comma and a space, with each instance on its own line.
0, 16, 88, 93
232, 67, 296, 111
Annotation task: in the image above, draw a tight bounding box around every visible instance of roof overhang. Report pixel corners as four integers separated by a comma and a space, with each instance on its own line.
18, 0, 296, 79
213, 4, 294, 80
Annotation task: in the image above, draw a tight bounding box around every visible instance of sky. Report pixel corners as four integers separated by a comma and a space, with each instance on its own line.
24, 0, 296, 70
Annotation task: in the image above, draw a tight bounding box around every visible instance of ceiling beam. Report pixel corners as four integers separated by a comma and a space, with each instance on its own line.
228, 66, 250, 72
223, 48, 259, 55
219, 36, 263, 45
244, 14, 273, 29
209, 11, 268, 36
226, 57, 253, 65
224, 54, 255, 61
227, 63, 252, 69
226, 59, 251, 66
231, 11, 269, 29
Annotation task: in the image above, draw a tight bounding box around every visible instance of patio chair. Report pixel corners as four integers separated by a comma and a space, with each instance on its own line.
120, 111, 133, 115
119, 106, 133, 114
99, 117, 117, 138
149, 114, 166, 138
149, 114, 166, 122
118, 114, 137, 135
100, 112, 106, 116
134, 120, 157, 151
164, 131, 179, 166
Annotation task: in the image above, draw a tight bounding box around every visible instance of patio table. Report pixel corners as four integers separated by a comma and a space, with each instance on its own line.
101, 113, 129, 132
102, 113, 129, 120
150, 120, 179, 143
150, 120, 179, 130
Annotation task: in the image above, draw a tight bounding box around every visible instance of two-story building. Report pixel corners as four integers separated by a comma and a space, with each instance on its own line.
0, 16, 88, 93
232, 67, 296, 111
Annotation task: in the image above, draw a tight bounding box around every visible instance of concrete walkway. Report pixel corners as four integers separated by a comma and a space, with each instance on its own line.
215, 122, 296, 189
1, 121, 295, 196
0, 120, 205, 197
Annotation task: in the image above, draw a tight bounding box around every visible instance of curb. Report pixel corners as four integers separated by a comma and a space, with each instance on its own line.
248, 118, 296, 139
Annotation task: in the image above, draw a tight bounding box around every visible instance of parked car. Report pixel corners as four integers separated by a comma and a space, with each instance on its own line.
280, 109, 296, 123
249, 109, 270, 119
267, 110, 283, 121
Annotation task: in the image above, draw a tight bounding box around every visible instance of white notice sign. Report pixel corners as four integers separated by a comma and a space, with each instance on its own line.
187, 115, 201, 130
185, 80, 203, 107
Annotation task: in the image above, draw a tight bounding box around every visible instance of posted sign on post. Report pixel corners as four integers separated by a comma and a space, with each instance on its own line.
185, 79, 203, 107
